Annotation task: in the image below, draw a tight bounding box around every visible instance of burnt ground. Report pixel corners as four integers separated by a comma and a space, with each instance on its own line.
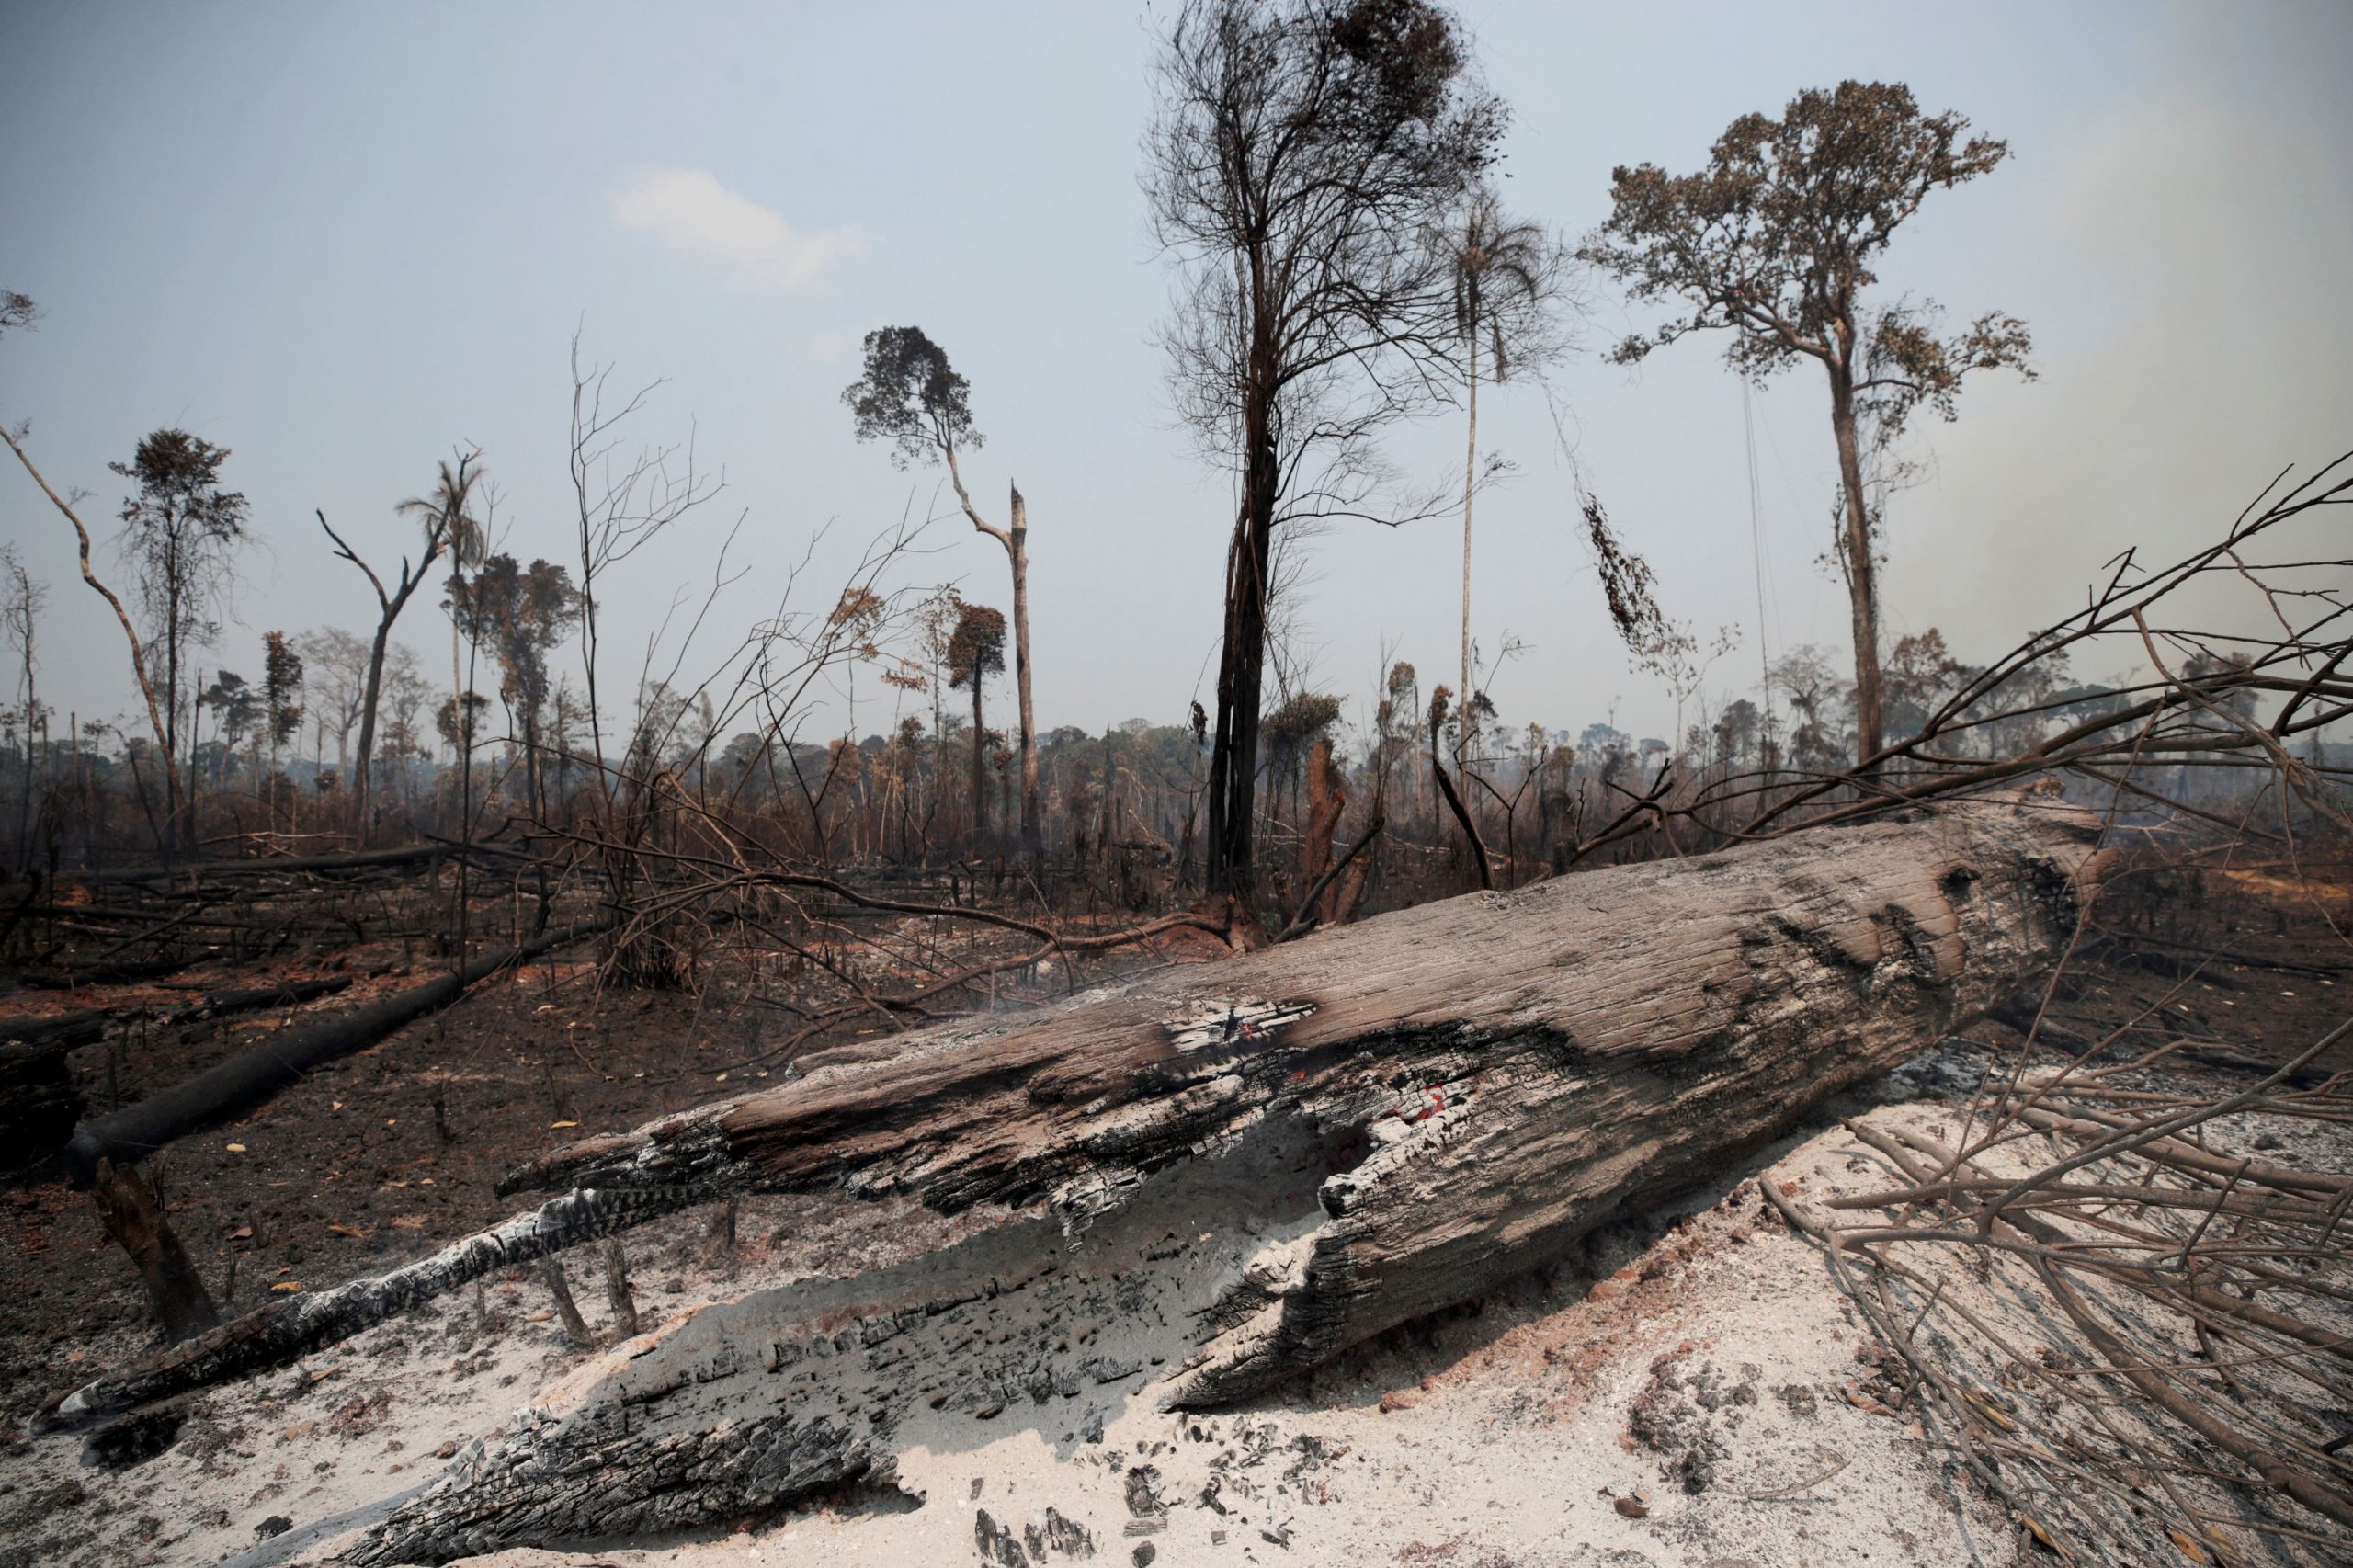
0, 912, 1231, 1426
0, 838, 2346, 1518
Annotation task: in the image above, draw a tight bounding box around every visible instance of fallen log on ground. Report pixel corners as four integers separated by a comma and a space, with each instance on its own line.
51, 797, 2106, 1563
1, 974, 363, 1176
59, 921, 607, 1186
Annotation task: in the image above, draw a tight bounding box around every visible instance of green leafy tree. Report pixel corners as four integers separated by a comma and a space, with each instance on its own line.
109, 429, 250, 835
1581, 80, 2033, 765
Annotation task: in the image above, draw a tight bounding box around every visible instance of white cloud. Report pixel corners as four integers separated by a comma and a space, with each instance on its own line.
609, 167, 870, 291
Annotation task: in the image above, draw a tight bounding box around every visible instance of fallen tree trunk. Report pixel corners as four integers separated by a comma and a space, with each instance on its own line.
59, 921, 606, 1186
54, 798, 2106, 1562
0, 975, 362, 1176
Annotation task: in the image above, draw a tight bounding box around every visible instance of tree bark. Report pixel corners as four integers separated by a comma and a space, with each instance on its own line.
1460, 311, 1479, 774
1829, 360, 1885, 765
970, 663, 987, 846
1206, 420, 1278, 901
1009, 482, 1040, 859
91, 1157, 220, 1343
47, 798, 2106, 1560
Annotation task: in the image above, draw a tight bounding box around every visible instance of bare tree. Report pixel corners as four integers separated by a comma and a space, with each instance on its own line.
843, 326, 1042, 857
292, 627, 370, 780
321, 455, 471, 840
1, 544, 46, 871
3, 293, 189, 853
1144, 0, 1501, 903
1580, 80, 2033, 766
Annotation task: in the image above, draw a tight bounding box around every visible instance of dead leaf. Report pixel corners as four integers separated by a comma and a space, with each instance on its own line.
2167, 1530, 2209, 1563
2021, 1515, 2065, 1557
270, 1281, 303, 1293
391, 1215, 427, 1231
226, 1225, 254, 1241
1613, 1494, 1650, 1518
550, 1120, 578, 1130
328, 1222, 368, 1239
225, 1142, 248, 1154
281, 1421, 316, 1441
309, 1367, 337, 1382
525, 1310, 554, 1323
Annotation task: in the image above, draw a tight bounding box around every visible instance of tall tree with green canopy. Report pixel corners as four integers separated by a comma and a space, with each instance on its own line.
1580, 80, 2033, 767
843, 327, 1041, 858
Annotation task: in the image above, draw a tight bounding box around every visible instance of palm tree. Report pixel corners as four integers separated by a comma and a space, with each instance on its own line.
395, 449, 490, 761
1448, 187, 1559, 773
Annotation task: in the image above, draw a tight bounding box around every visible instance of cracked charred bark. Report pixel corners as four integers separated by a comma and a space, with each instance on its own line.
63, 798, 2104, 1563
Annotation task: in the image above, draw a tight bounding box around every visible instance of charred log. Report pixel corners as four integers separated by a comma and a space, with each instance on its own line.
60, 920, 606, 1185
51, 798, 2104, 1562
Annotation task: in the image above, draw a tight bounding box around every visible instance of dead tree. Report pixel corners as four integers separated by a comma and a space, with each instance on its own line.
90, 1158, 219, 1342
50, 797, 2103, 1562
316, 503, 456, 844
1146, 0, 1501, 901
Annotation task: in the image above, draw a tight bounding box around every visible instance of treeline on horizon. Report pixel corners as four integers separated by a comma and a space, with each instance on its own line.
1, 0, 2337, 924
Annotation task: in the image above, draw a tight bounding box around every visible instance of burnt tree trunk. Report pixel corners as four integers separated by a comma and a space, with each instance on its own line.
90, 1157, 220, 1343
53, 799, 2104, 1563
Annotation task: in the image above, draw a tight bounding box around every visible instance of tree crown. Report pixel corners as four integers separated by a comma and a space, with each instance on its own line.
1580, 78, 2027, 433
947, 601, 1007, 689
842, 325, 980, 470
396, 449, 490, 571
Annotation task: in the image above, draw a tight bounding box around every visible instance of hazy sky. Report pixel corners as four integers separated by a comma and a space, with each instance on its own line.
3, 1, 2347, 749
